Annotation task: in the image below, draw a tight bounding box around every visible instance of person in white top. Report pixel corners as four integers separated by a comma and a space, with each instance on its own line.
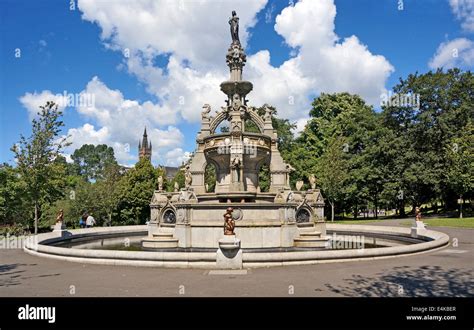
86, 214, 96, 228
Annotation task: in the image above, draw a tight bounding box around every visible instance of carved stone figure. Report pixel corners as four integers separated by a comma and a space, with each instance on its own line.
231, 156, 241, 182
295, 180, 304, 191
174, 181, 179, 192
184, 166, 192, 189
309, 174, 316, 189
229, 11, 240, 45
201, 104, 211, 119
415, 207, 422, 222
158, 176, 163, 191
232, 93, 241, 111
225, 43, 247, 71
56, 209, 64, 223
264, 106, 273, 121
224, 207, 235, 235
286, 164, 295, 186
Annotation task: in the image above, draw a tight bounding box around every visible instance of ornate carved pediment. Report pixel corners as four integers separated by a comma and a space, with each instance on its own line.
151, 192, 169, 205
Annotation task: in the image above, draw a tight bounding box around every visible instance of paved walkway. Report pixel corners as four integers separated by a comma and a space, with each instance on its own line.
0, 222, 472, 297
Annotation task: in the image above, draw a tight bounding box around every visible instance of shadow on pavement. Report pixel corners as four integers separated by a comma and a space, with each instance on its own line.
325, 265, 474, 297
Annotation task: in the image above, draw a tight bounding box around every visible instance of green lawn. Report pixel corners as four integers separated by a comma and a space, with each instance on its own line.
328, 219, 385, 224
400, 217, 474, 229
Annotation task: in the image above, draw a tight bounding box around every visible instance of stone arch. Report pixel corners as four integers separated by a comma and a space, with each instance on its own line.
204, 162, 217, 192
245, 111, 265, 133
162, 206, 177, 224
209, 111, 230, 134
295, 206, 313, 223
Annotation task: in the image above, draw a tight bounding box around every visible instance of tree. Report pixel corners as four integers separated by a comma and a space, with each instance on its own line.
95, 164, 123, 225
381, 69, 474, 214
0, 164, 29, 226
170, 167, 185, 192
71, 144, 118, 181
10, 101, 70, 234
445, 121, 474, 218
287, 93, 382, 218
316, 137, 349, 221
116, 158, 157, 225
204, 163, 216, 192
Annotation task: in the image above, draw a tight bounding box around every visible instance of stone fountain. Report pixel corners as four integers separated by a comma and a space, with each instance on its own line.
142, 11, 329, 251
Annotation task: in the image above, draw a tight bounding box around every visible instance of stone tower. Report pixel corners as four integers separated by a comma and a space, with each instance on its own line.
138, 127, 152, 160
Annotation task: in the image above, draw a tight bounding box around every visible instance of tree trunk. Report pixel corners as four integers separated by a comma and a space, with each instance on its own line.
374, 195, 379, 219
399, 199, 405, 218
331, 201, 335, 222
459, 195, 463, 219
108, 213, 112, 226
34, 202, 38, 235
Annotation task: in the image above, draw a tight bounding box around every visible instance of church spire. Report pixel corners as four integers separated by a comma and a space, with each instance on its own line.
138, 127, 152, 160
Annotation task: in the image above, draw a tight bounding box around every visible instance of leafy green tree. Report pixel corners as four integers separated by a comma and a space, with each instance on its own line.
116, 158, 157, 225
287, 93, 382, 218
10, 101, 70, 234
445, 122, 474, 218
71, 144, 118, 181
381, 69, 474, 214
0, 164, 29, 226
315, 137, 349, 221
95, 164, 123, 225
170, 167, 185, 192
204, 163, 216, 192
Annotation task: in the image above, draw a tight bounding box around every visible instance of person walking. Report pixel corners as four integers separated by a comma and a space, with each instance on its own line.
86, 214, 96, 228
80, 212, 88, 228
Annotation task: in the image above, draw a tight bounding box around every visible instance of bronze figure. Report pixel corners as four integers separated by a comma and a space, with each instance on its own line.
229, 11, 240, 45
224, 207, 235, 235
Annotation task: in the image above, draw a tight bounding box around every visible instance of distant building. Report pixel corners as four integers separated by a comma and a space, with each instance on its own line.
137, 127, 179, 179
161, 166, 179, 180
138, 127, 152, 160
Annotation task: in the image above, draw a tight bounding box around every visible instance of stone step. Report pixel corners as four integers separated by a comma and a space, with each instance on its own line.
294, 236, 328, 242
299, 231, 321, 237
294, 236, 329, 248
152, 232, 174, 238
142, 237, 179, 249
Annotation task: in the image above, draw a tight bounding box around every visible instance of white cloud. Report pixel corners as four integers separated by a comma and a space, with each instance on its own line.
70, 77, 185, 165
21, 76, 186, 166
274, 0, 394, 105
78, 0, 267, 69
428, 38, 474, 69
19, 90, 68, 120
40, 0, 394, 165
77, 0, 393, 124
164, 148, 192, 167
449, 0, 474, 32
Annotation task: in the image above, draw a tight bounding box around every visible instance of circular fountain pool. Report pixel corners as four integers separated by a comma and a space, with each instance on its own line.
23, 224, 449, 269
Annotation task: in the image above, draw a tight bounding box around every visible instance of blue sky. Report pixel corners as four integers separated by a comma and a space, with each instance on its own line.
1, 0, 473, 166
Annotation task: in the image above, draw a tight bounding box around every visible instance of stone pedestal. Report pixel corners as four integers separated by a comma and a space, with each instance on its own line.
175, 223, 192, 248
410, 221, 427, 238
142, 226, 178, 249
216, 235, 242, 269
52, 222, 66, 232
280, 223, 297, 247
